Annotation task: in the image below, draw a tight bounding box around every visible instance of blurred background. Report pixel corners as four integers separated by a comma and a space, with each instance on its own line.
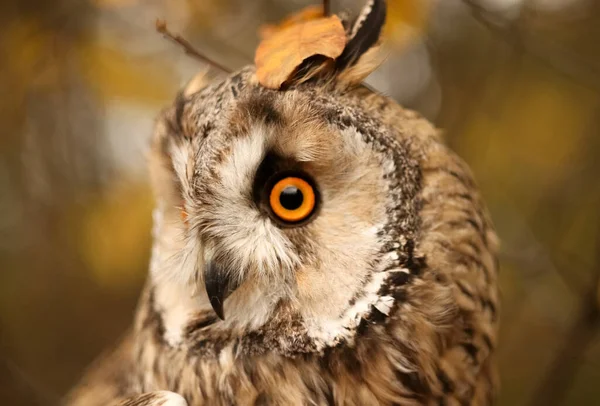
0, 0, 599, 405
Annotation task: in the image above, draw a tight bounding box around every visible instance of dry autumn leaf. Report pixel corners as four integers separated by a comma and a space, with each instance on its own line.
255, 15, 346, 89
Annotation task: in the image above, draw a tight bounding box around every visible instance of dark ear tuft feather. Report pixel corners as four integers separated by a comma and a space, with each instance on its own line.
336, 0, 386, 71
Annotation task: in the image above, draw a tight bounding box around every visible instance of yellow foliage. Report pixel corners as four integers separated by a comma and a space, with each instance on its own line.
185, 0, 229, 32
77, 44, 177, 103
0, 18, 58, 150
0, 18, 60, 96
1, 15, 177, 106
79, 182, 154, 289
384, 0, 431, 47
92, 0, 140, 8
462, 70, 595, 184
2, 19, 46, 79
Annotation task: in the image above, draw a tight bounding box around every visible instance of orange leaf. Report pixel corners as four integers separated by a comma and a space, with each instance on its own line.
259, 5, 325, 40
255, 15, 346, 89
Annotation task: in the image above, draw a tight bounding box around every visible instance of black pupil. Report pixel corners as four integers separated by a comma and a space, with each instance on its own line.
279, 186, 304, 210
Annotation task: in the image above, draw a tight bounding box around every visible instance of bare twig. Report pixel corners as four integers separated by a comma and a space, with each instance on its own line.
529, 220, 600, 406
155, 19, 231, 73
523, 111, 600, 406
0, 353, 59, 406
529, 285, 599, 406
499, 221, 590, 296
461, 0, 600, 93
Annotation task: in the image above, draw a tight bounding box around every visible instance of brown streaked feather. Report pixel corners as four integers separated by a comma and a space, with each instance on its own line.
66, 65, 498, 406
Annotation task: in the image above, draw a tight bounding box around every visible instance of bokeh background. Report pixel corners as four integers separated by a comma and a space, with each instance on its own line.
1, 0, 599, 405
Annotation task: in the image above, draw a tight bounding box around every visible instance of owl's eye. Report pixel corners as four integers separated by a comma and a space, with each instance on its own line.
268, 176, 316, 224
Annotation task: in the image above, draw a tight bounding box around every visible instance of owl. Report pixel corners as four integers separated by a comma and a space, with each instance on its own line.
65, 1, 499, 405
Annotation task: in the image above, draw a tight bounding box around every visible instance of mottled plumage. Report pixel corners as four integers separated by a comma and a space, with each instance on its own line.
66, 2, 499, 405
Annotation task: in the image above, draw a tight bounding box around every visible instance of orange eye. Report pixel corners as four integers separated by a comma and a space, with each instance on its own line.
269, 176, 316, 223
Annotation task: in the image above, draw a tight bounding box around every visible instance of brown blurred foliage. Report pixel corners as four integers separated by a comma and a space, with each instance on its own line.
0, 1, 599, 405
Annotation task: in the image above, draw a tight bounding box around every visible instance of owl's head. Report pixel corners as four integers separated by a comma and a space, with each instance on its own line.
146, 0, 498, 355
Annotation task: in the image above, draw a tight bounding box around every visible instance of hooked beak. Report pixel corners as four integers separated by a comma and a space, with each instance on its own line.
203, 261, 236, 320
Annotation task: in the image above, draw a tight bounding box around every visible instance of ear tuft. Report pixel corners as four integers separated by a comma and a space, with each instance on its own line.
183, 69, 210, 97
336, 0, 387, 71
336, 45, 385, 86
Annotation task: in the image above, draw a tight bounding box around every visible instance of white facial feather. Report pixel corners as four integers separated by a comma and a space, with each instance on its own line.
219, 127, 266, 195
151, 117, 398, 348
207, 126, 300, 283
170, 139, 193, 193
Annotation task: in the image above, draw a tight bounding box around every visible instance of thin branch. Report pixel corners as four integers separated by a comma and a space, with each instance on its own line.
528, 289, 599, 406
529, 219, 600, 406
493, 192, 588, 296
155, 19, 231, 73
0, 354, 59, 406
499, 247, 585, 296
461, 0, 600, 93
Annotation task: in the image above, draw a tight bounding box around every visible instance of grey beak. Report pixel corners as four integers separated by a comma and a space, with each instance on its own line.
203, 261, 232, 320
